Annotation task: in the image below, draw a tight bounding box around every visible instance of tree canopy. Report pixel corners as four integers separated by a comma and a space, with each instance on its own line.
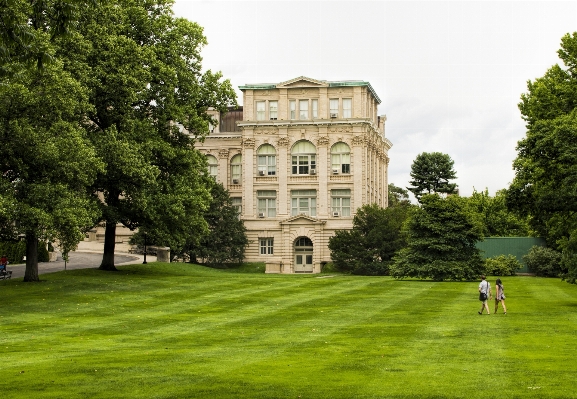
0, 61, 102, 281
507, 32, 577, 282
407, 152, 458, 201
329, 203, 413, 275
390, 194, 484, 281
388, 183, 411, 207
57, 0, 237, 270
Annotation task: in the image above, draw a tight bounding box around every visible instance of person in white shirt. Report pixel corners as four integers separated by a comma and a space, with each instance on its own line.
478, 275, 492, 315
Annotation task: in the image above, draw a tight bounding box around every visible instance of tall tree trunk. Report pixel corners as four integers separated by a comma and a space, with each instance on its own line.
23, 232, 39, 282
99, 221, 117, 271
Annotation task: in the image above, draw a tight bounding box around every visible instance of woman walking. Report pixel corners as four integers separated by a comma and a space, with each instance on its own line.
495, 278, 507, 315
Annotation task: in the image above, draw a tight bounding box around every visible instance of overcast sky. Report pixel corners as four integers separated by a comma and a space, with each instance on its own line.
173, 0, 577, 198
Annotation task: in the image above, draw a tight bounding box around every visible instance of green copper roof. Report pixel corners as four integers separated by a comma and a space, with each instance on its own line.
329, 81, 381, 104
239, 78, 381, 104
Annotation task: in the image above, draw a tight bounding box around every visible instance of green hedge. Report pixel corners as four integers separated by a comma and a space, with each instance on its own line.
0, 241, 50, 264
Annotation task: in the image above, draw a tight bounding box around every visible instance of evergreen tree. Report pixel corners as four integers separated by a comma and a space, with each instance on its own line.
407, 152, 458, 201
390, 194, 484, 281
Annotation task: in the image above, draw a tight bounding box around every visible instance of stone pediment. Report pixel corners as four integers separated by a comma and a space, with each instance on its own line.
277, 76, 328, 88
280, 214, 326, 225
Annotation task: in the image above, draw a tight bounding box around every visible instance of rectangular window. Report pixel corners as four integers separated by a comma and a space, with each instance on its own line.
332, 189, 351, 216
291, 190, 317, 216
256, 101, 266, 121
231, 197, 242, 219
291, 155, 316, 175
257, 190, 276, 217
260, 238, 274, 255
342, 98, 352, 118
330, 99, 339, 117
299, 99, 308, 119
311, 99, 318, 119
290, 100, 296, 119
269, 101, 278, 120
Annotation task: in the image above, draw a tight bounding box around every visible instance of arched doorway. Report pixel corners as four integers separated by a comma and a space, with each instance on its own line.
294, 237, 313, 273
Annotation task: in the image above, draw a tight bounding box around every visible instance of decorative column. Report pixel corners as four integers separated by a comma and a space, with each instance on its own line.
277, 134, 290, 216
243, 138, 255, 217
316, 134, 330, 218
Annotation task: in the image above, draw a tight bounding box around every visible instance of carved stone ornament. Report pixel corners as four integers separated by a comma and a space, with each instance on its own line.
262, 90, 270, 96
329, 126, 352, 133
277, 137, 290, 147
243, 138, 255, 148
255, 128, 278, 135
351, 135, 365, 146
218, 149, 230, 159
317, 136, 330, 146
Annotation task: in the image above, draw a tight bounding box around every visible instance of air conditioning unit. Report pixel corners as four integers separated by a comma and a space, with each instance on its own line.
232, 179, 239, 184
309, 169, 316, 175
330, 113, 338, 118
332, 169, 339, 174
258, 170, 265, 176
270, 117, 277, 120
333, 212, 340, 217
258, 212, 265, 218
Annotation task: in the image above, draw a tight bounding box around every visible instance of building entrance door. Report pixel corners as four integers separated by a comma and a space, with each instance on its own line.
294, 237, 313, 273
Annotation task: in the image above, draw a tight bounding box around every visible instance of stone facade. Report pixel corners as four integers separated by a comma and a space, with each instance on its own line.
196, 77, 392, 273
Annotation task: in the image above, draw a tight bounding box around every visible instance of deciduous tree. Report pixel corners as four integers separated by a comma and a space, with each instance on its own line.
58, 0, 237, 270
507, 32, 577, 282
329, 203, 412, 275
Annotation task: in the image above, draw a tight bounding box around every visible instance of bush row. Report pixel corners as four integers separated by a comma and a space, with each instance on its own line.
0, 241, 50, 264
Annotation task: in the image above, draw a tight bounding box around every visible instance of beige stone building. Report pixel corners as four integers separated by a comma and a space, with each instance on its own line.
194, 76, 392, 273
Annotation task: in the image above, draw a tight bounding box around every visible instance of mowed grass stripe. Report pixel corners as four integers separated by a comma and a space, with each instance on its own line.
1, 265, 577, 399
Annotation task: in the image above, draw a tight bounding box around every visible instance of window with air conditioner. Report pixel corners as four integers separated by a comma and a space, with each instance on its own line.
291, 190, 317, 216
332, 189, 351, 216
331, 142, 351, 174
257, 144, 276, 176
291, 140, 316, 175
329, 98, 339, 118
230, 154, 242, 185
333, 212, 340, 217
257, 190, 276, 217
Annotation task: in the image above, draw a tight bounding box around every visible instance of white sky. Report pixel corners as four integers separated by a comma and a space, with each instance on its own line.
173, 0, 577, 197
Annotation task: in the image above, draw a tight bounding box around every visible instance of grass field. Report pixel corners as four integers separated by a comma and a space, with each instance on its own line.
1, 263, 576, 399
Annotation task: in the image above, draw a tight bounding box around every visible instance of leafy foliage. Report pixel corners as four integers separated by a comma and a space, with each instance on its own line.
390, 194, 484, 281
180, 182, 248, 267
57, 0, 237, 270
507, 32, 577, 283
464, 189, 530, 237
483, 255, 522, 276
329, 203, 412, 275
0, 59, 102, 281
523, 245, 564, 277
407, 152, 458, 201
388, 183, 411, 207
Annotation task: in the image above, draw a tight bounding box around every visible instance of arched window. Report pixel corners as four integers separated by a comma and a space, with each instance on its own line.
331, 142, 350, 174
206, 155, 218, 179
230, 154, 242, 184
257, 144, 276, 176
291, 141, 316, 175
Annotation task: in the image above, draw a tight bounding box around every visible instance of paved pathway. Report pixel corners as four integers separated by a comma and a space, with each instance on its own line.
6, 251, 156, 279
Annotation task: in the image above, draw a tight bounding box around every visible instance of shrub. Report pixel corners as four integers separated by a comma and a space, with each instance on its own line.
0, 241, 50, 264
523, 245, 564, 277
352, 262, 390, 276
484, 255, 522, 276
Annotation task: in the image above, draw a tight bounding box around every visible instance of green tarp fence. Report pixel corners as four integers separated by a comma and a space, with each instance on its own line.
476, 237, 546, 273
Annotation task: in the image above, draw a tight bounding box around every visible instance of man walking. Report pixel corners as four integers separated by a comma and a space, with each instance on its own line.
478, 275, 492, 315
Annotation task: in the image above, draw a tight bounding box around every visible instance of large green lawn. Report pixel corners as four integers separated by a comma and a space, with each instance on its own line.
1, 263, 576, 399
